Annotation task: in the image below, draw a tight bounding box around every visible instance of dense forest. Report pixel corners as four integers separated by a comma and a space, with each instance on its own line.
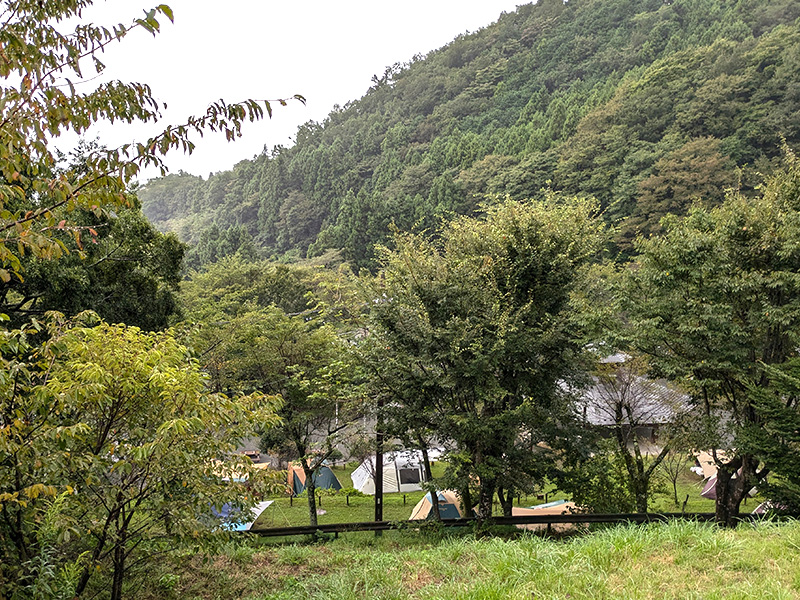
140, 0, 800, 268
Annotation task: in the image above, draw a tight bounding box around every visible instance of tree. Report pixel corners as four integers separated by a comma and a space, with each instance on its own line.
660, 447, 690, 508
0, 198, 184, 329
582, 355, 689, 512
0, 315, 280, 600
621, 148, 800, 526
188, 307, 361, 528
560, 439, 637, 514
364, 196, 607, 520
0, 0, 302, 281
618, 137, 736, 248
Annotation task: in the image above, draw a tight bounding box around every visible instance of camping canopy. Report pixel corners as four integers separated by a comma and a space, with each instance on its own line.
700, 471, 756, 500
287, 464, 342, 496
351, 450, 435, 494
409, 490, 466, 520
512, 499, 578, 532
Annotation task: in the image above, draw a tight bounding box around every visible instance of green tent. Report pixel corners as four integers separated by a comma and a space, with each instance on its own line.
287, 463, 342, 496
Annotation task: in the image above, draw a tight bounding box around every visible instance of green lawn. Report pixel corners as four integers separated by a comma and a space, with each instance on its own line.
140, 519, 800, 600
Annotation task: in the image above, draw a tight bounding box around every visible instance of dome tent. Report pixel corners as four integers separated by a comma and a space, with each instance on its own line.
287, 463, 342, 496
409, 490, 469, 520
211, 500, 274, 531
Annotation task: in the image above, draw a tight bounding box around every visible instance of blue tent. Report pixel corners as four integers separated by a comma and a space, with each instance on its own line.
212, 500, 274, 531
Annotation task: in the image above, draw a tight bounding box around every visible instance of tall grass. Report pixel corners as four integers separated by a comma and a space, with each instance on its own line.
139, 519, 800, 600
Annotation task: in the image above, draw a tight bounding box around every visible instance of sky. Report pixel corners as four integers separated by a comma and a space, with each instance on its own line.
63, 0, 527, 181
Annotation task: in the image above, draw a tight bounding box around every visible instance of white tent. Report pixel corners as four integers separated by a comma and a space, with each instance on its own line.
215, 500, 274, 531
239, 500, 274, 530
351, 450, 437, 495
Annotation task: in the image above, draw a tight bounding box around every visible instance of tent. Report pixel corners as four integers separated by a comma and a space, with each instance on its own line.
694, 451, 723, 480
212, 500, 274, 531
700, 470, 756, 500
409, 490, 468, 520
512, 499, 578, 532
753, 500, 785, 515
351, 450, 434, 495
287, 463, 342, 496
701, 474, 718, 499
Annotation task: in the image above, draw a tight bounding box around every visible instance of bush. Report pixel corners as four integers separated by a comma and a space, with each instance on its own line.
560, 440, 636, 513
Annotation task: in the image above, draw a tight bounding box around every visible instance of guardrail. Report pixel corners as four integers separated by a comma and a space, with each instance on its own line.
246, 512, 763, 538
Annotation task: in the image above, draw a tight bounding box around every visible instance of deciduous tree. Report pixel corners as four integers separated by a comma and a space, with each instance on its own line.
0, 0, 301, 281
365, 197, 606, 520
0, 315, 280, 599
582, 355, 688, 512
622, 148, 800, 526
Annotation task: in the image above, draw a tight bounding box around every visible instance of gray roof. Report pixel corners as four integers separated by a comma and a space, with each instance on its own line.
578, 374, 689, 427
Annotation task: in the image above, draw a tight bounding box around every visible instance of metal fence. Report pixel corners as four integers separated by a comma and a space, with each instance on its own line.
246, 512, 763, 538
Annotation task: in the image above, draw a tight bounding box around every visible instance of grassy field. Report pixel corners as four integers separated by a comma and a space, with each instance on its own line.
253, 459, 735, 528
140, 519, 800, 600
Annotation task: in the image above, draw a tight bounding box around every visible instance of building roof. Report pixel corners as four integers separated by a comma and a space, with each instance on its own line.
578, 374, 689, 427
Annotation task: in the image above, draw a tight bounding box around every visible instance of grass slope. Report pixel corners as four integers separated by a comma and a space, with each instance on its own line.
143, 520, 800, 600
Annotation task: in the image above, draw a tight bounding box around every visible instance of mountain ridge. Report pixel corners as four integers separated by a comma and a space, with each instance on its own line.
139, 0, 800, 268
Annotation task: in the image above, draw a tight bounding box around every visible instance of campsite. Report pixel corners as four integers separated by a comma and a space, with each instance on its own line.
246, 459, 737, 531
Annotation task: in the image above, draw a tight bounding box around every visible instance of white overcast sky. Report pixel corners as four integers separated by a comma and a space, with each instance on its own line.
62, 1, 526, 181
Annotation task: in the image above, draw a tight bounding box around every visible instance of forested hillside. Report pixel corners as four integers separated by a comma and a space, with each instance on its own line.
139, 0, 800, 268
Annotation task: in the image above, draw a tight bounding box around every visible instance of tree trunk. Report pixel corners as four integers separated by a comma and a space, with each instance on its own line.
110, 537, 125, 600
497, 486, 513, 517
75, 502, 118, 597
375, 397, 384, 535
714, 456, 758, 528
714, 467, 743, 528
459, 482, 473, 520
634, 478, 649, 514
477, 478, 495, 521
419, 444, 440, 520
301, 459, 318, 528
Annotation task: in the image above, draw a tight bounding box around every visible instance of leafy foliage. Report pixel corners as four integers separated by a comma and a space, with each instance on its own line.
0, 0, 301, 282
620, 149, 800, 525
179, 257, 364, 528
0, 315, 280, 599
363, 197, 607, 519
0, 197, 184, 329
560, 440, 637, 514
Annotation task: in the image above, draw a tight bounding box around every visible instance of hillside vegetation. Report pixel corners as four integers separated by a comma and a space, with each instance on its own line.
139, 0, 800, 268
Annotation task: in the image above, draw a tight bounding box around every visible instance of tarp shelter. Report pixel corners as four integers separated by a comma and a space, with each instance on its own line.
512, 499, 578, 533
351, 450, 432, 495
409, 490, 467, 520
701, 474, 718, 499
694, 451, 725, 480
287, 463, 342, 496
212, 500, 274, 531
700, 469, 756, 500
